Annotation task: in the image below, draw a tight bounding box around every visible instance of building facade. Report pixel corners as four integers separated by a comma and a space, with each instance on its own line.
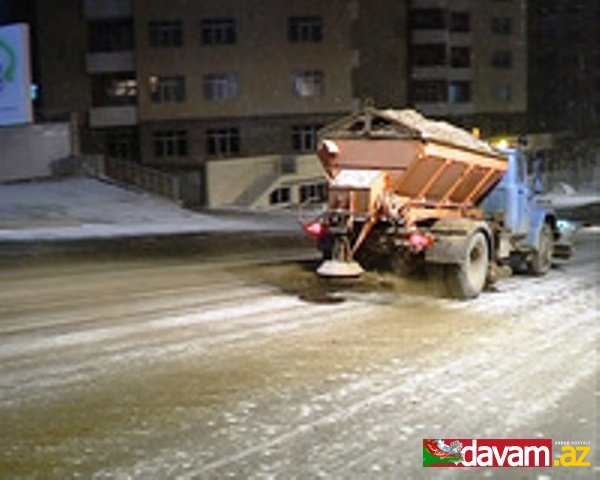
528, 0, 600, 132
34, 0, 528, 206
407, 0, 527, 133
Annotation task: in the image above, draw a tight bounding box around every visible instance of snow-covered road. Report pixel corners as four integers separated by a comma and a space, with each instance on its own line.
0, 231, 597, 479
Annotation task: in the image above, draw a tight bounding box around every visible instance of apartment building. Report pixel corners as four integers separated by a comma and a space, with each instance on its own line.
34, 0, 526, 206
528, 0, 600, 132
407, 0, 527, 133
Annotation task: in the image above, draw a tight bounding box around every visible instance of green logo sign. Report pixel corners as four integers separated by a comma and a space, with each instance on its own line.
0, 37, 17, 91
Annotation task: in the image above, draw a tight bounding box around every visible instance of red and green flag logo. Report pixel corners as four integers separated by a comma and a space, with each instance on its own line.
423, 439, 464, 466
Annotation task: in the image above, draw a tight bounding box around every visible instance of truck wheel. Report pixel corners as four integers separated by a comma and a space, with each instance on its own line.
444, 231, 489, 299
530, 224, 553, 276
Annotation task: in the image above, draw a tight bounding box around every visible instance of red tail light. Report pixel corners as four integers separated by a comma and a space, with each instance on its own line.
304, 221, 326, 237
408, 231, 433, 249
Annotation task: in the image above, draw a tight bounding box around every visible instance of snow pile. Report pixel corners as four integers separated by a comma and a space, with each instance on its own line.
380, 109, 497, 155
0, 178, 299, 241
535, 182, 600, 209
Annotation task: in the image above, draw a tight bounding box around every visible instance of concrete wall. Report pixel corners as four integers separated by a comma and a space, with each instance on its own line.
0, 123, 72, 182
206, 153, 325, 207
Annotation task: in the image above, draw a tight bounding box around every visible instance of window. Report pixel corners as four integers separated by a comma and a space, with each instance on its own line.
449, 12, 470, 32
493, 85, 512, 102
149, 21, 183, 47
269, 187, 291, 205
153, 130, 188, 157
492, 50, 513, 68
448, 81, 471, 103
411, 80, 447, 102
491, 17, 513, 35
89, 19, 134, 52
203, 73, 239, 101
206, 128, 240, 156
299, 182, 327, 203
412, 44, 446, 66
292, 125, 322, 152
450, 46, 471, 68
92, 74, 137, 106
150, 75, 186, 103
201, 19, 236, 45
288, 16, 323, 42
292, 71, 324, 97
410, 9, 446, 29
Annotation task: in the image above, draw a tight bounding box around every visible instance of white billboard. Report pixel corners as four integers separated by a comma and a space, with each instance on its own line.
0, 23, 33, 126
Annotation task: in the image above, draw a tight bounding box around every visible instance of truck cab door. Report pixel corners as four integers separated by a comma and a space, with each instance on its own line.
514, 152, 532, 235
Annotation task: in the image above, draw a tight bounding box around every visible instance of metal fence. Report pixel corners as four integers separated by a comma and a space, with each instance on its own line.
82, 156, 202, 207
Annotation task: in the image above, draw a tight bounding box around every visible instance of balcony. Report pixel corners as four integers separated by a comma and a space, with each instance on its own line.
89, 106, 138, 128
86, 51, 135, 74
84, 0, 133, 19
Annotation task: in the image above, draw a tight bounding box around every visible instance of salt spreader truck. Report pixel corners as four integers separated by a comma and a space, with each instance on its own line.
304, 107, 572, 299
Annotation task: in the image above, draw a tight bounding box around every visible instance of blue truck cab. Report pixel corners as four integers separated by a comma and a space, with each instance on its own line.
481, 146, 568, 274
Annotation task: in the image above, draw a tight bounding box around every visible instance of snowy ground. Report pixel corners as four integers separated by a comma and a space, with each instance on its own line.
0, 176, 597, 478
0, 231, 597, 479
0, 178, 300, 241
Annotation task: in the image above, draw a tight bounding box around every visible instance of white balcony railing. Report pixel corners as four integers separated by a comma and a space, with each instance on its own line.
86, 51, 135, 73
83, 0, 133, 19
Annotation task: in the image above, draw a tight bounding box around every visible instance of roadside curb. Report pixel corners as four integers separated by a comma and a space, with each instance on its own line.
0, 230, 315, 262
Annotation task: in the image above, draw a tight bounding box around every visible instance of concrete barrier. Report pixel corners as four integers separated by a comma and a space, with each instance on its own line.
0, 123, 72, 182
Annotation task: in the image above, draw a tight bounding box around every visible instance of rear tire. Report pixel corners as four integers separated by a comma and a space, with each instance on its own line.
444, 231, 489, 299
529, 223, 553, 276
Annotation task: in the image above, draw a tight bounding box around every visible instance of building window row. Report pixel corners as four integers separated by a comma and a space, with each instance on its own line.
152, 124, 324, 159
410, 9, 470, 32
412, 44, 471, 68
148, 71, 325, 103
270, 182, 328, 206
411, 80, 471, 103
148, 16, 323, 48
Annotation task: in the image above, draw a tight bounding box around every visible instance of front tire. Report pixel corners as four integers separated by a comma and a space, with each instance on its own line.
444, 231, 489, 299
529, 223, 553, 276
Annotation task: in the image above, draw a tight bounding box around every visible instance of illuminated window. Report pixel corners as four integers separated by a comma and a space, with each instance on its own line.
292, 71, 324, 97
